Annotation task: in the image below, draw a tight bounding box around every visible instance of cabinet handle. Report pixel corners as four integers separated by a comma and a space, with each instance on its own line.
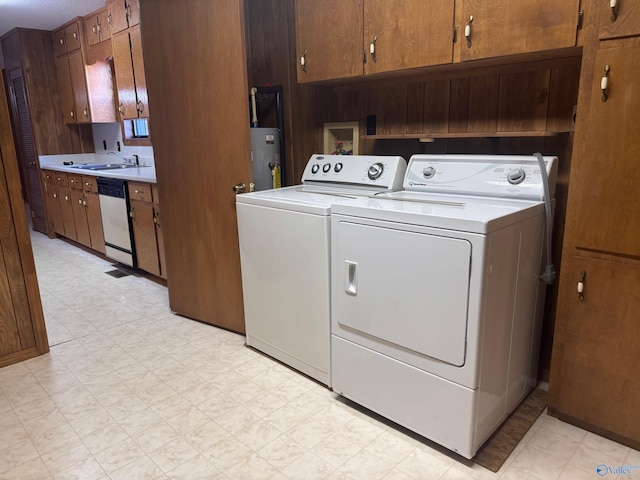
53, 192, 57, 198
70, 110, 75, 118
92, 25, 98, 34
232, 183, 246, 194
577, 270, 586, 301
465, 16, 474, 48
83, 108, 89, 118
136, 101, 144, 114
78, 199, 83, 205
369, 35, 377, 63
64, 195, 69, 201
601, 64, 610, 102
153, 214, 158, 225
85, 182, 90, 186
118, 103, 125, 116
73, 31, 78, 39
83, 199, 87, 206
610, 0, 618, 22
300, 50, 307, 73
59, 37, 64, 45
107, 13, 113, 26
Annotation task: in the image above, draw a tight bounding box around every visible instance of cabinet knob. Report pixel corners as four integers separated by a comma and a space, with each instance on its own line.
73, 31, 78, 39
610, 0, 618, 22
107, 13, 113, 26
136, 101, 144, 114
83, 108, 89, 118
577, 270, 586, 301
70, 110, 75, 118
601, 64, 610, 102
369, 35, 377, 62
118, 103, 125, 116
78, 199, 83, 205
59, 38, 64, 45
300, 50, 307, 73
465, 16, 474, 48
53, 192, 57, 198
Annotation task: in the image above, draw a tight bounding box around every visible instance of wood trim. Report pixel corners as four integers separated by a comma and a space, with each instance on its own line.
363, 131, 560, 140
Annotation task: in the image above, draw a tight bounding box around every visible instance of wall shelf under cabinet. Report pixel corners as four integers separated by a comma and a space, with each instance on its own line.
363, 131, 563, 141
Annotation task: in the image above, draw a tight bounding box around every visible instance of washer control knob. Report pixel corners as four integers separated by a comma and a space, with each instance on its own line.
422, 166, 436, 179
334, 163, 343, 173
507, 168, 526, 185
367, 162, 384, 180
311, 164, 319, 174
322, 163, 331, 173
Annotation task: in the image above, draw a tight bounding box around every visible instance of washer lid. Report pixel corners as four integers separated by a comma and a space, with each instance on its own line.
236, 185, 371, 215
331, 192, 544, 233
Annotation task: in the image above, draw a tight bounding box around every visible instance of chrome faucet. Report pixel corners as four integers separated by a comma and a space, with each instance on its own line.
108, 151, 138, 165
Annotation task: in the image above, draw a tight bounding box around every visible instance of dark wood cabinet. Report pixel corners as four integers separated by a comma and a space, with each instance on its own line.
52, 21, 82, 56
458, 0, 580, 61
598, 0, 640, 39
85, 7, 112, 47
108, 0, 140, 35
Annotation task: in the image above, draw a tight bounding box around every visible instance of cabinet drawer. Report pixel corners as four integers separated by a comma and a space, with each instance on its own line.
68, 174, 83, 190
43, 170, 57, 184
128, 181, 152, 202
82, 176, 98, 193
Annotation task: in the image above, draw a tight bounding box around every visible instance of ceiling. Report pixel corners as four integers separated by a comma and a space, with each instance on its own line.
0, 0, 106, 68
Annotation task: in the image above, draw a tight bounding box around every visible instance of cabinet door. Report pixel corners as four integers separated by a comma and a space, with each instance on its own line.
295, 0, 364, 82
60, 188, 77, 241
459, 0, 580, 61
85, 191, 105, 253
108, 0, 129, 34
44, 183, 65, 236
68, 50, 91, 123
130, 200, 160, 276
112, 31, 137, 119
64, 22, 82, 52
599, 0, 640, 39
85, 15, 101, 47
549, 257, 640, 444
96, 8, 112, 42
70, 189, 91, 247
364, 0, 454, 75
572, 46, 640, 257
127, 0, 140, 28
129, 25, 149, 118
55, 56, 76, 123
53, 28, 67, 56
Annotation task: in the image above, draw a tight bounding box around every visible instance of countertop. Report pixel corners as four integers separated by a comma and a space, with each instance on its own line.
39, 153, 157, 183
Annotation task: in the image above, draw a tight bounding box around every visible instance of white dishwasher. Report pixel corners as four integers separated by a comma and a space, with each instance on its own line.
97, 177, 134, 267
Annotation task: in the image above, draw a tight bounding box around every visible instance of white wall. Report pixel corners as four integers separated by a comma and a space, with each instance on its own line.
91, 123, 154, 167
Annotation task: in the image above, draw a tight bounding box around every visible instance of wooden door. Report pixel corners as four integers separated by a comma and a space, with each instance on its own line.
599, 0, 640, 39
129, 25, 149, 118
0, 36, 48, 367
68, 50, 90, 123
112, 31, 137, 120
55, 56, 76, 123
130, 200, 160, 277
108, 0, 129, 34
295, 0, 364, 82
140, 0, 253, 332
6, 70, 47, 233
70, 189, 91, 247
364, 0, 454, 75
571, 46, 640, 257
549, 256, 640, 445
459, 0, 580, 61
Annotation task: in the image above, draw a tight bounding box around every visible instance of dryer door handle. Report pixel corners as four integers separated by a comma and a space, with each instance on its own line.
345, 261, 358, 296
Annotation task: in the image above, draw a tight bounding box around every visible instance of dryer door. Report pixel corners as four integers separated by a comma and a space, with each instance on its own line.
334, 221, 471, 366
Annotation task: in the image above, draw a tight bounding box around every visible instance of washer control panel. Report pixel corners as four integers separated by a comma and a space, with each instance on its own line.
301, 154, 406, 191
404, 154, 558, 200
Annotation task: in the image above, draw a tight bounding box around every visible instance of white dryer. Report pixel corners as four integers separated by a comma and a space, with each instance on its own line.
330, 154, 557, 458
236, 154, 406, 386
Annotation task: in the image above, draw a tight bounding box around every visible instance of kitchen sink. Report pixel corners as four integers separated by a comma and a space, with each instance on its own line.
70, 163, 147, 170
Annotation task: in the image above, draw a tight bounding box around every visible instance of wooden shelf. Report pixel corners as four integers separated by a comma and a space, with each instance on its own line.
362, 131, 564, 140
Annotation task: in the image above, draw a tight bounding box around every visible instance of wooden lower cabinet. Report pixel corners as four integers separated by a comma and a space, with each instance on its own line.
548, 256, 640, 448
128, 181, 165, 278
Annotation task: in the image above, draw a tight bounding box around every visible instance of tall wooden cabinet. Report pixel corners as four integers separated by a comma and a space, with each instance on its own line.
112, 24, 149, 120
0, 72, 49, 367
548, 1, 640, 450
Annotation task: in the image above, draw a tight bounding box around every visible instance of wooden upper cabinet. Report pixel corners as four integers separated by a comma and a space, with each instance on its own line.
56, 55, 76, 123
52, 28, 67, 56
68, 50, 91, 123
458, 0, 580, 61
295, 0, 364, 83
549, 256, 640, 445
599, 0, 640, 39
364, 0, 455, 75
53, 21, 82, 56
108, 0, 140, 35
85, 7, 112, 46
112, 25, 148, 119
571, 45, 640, 258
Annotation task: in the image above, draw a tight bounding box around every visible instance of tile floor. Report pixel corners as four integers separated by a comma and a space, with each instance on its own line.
1, 232, 638, 480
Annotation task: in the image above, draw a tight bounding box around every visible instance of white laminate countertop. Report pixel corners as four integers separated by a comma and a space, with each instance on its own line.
39, 153, 157, 183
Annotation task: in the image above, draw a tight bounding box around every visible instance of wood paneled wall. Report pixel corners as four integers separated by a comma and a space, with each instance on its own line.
244, 0, 581, 379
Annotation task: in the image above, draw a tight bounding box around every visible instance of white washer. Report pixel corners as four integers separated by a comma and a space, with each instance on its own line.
236, 154, 406, 386
330, 154, 557, 458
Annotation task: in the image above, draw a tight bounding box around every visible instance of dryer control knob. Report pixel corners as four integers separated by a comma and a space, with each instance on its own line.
311, 164, 320, 174
368, 162, 384, 180
322, 163, 331, 173
507, 168, 526, 185
423, 166, 436, 179
334, 163, 343, 173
